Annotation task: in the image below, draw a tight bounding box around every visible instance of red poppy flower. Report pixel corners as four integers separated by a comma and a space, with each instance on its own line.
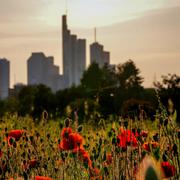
73, 147, 92, 167
61, 127, 73, 139
35, 176, 52, 180
141, 131, 148, 137
142, 142, 150, 151
59, 138, 70, 150
90, 167, 102, 180
117, 129, 137, 149
70, 133, 83, 150
81, 149, 92, 167
8, 130, 24, 141
142, 141, 159, 152
59, 132, 83, 151
161, 161, 176, 178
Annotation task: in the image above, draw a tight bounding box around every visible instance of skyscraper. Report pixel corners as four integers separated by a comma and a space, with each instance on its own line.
0, 58, 10, 99
90, 42, 110, 68
90, 29, 110, 68
27, 52, 60, 92
62, 15, 86, 88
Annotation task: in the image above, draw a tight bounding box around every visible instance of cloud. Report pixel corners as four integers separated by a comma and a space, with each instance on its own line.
0, 0, 48, 22
98, 6, 180, 56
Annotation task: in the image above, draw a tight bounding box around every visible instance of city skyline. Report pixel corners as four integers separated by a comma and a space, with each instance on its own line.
27, 14, 110, 91
0, 0, 180, 87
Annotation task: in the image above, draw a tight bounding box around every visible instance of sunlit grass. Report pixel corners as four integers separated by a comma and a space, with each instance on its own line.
0, 109, 179, 179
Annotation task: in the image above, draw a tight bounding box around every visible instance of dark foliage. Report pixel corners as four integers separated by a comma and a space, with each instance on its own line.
3, 60, 178, 122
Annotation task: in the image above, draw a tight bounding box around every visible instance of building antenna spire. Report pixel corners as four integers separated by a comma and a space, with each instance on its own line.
65, 0, 68, 16
94, 27, 97, 42
14, 73, 16, 86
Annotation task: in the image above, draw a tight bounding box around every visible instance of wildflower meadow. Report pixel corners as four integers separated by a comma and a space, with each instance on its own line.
0, 99, 179, 180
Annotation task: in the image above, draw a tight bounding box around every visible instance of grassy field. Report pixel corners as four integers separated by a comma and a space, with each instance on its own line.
0, 110, 179, 180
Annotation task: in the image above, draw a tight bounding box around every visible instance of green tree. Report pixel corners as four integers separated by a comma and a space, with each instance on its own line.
81, 63, 117, 117
154, 74, 180, 89
32, 84, 55, 119
154, 74, 180, 123
81, 62, 103, 90
4, 97, 19, 114
101, 63, 117, 88
18, 85, 55, 119
115, 60, 144, 115
116, 60, 143, 90
18, 86, 36, 116
0, 100, 5, 117
55, 85, 85, 116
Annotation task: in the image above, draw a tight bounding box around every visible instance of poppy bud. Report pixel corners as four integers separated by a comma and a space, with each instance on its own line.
5, 132, 8, 138
92, 147, 96, 155
153, 133, 159, 142
108, 131, 112, 137
173, 144, 178, 156
23, 172, 28, 180
2, 141, 5, 146
61, 153, 65, 162
162, 153, 167, 162
84, 162, 88, 169
46, 133, 50, 139
99, 138, 102, 146
64, 152, 68, 157
90, 155, 94, 161
115, 147, 120, 153
30, 136, 34, 142
164, 118, 168, 126
44, 164, 47, 170
65, 118, 70, 127
132, 128, 136, 134
178, 130, 180, 139
40, 138, 43, 143
22, 152, 26, 158
77, 125, 83, 133
103, 151, 106, 161
13, 142, 17, 148
137, 128, 141, 135
104, 166, 109, 176
36, 132, 40, 138
124, 121, 128, 129
9, 137, 14, 145
112, 137, 117, 145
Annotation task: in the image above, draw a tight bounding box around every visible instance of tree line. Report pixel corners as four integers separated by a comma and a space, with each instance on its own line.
0, 60, 179, 123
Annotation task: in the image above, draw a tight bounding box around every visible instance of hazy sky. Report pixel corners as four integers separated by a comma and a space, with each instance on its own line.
0, 0, 180, 87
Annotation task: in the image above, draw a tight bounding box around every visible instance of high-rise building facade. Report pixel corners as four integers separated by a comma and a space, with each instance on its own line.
27, 15, 112, 91
27, 52, 60, 92
0, 58, 10, 99
90, 42, 110, 68
62, 15, 86, 88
